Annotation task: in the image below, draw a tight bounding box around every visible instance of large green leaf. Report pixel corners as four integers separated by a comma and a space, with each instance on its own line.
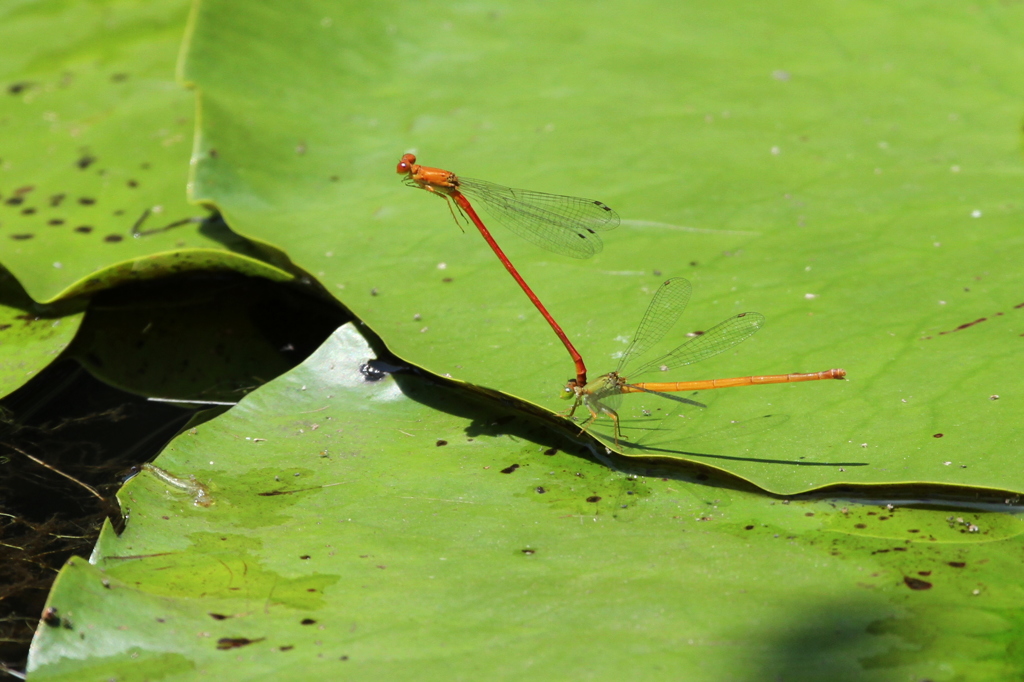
180, 0, 1024, 493
27, 324, 1024, 680
0, 0, 294, 303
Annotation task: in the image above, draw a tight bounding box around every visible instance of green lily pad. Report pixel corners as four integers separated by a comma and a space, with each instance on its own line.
0, 266, 81, 399
27, 324, 1024, 680
0, 0, 294, 304
180, 0, 1024, 493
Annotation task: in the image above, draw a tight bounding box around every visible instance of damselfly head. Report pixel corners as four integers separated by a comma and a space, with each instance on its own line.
561, 379, 578, 399
396, 153, 417, 175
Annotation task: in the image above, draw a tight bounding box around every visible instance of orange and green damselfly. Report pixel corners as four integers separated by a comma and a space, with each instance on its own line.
565, 278, 845, 445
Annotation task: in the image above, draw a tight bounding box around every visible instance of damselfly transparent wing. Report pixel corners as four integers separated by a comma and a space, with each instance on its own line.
627, 311, 765, 379
457, 177, 619, 259
616, 278, 692, 375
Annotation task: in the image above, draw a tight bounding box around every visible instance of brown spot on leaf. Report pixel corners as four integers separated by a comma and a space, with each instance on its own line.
216, 637, 264, 650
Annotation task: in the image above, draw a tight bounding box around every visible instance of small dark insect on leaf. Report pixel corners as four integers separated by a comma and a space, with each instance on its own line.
359, 362, 387, 381
500, 464, 519, 474
42, 607, 61, 627
586, 495, 601, 503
